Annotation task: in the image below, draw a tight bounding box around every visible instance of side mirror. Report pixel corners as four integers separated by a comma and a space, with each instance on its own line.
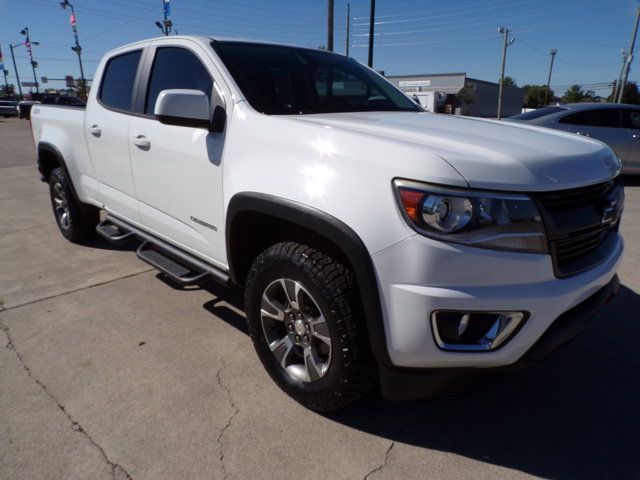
155, 89, 212, 129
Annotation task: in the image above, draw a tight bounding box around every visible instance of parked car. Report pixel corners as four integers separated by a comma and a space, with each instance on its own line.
41, 95, 86, 107
30, 36, 624, 411
508, 103, 640, 174
0, 100, 19, 117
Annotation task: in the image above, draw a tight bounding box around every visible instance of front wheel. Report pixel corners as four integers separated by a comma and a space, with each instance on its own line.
245, 242, 376, 411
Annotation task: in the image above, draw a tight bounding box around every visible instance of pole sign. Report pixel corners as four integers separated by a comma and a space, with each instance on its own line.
41, 76, 48, 83
65, 75, 75, 87
21, 81, 37, 87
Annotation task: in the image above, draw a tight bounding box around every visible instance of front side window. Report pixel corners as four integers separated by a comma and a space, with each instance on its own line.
212, 41, 419, 115
99, 50, 142, 111
558, 108, 621, 128
145, 47, 213, 114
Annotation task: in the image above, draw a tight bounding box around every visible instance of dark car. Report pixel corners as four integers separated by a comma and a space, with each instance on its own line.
0, 100, 19, 118
508, 103, 640, 174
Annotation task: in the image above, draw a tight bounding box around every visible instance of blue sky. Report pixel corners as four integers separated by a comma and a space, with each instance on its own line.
0, 0, 638, 97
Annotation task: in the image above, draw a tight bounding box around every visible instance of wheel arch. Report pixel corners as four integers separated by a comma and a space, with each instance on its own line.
226, 192, 391, 366
37, 142, 81, 202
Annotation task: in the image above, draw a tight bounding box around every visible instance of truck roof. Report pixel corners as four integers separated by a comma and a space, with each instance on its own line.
104, 35, 342, 58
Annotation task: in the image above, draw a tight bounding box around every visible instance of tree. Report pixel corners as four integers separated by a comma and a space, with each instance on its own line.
456, 83, 477, 114
562, 84, 587, 103
1, 83, 15, 97
73, 78, 90, 100
607, 81, 640, 104
502, 76, 517, 87
522, 84, 555, 108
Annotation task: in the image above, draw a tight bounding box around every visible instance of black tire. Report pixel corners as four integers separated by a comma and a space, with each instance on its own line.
48, 167, 99, 242
245, 242, 376, 411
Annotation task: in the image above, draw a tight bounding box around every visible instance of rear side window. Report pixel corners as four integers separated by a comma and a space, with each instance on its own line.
145, 47, 213, 114
99, 50, 142, 111
558, 108, 621, 128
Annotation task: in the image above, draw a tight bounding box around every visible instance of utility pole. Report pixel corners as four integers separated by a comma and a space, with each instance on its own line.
345, 3, 350, 56
20, 28, 39, 94
60, 1, 87, 100
367, 0, 375, 67
613, 49, 628, 102
156, 0, 172, 36
618, 7, 640, 103
8, 44, 23, 99
544, 49, 557, 106
497, 26, 514, 120
327, 0, 334, 52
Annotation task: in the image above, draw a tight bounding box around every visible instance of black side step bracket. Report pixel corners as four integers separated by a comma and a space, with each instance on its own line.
98, 214, 230, 287
96, 219, 136, 244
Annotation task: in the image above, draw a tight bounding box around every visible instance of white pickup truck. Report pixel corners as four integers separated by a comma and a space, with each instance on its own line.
31, 36, 624, 411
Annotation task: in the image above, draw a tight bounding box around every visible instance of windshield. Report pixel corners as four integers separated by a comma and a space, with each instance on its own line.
212, 41, 419, 115
509, 106, 567, 120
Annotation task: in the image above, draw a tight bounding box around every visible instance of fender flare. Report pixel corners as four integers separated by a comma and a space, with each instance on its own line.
37, 141, 81, 202
226, 192, 392, 366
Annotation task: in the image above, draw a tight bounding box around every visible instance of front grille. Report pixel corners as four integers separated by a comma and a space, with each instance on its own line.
535, 177, 624, 278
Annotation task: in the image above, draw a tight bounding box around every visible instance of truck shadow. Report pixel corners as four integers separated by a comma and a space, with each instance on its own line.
326, 284, 640, 480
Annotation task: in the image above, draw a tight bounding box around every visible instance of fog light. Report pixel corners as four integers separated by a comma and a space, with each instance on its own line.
431, 311, 527, 352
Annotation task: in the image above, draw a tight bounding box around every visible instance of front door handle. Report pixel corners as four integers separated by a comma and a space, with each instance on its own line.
133, 135, 151, 150
633, 134, 640, 139
575, 131, 590, 137
88, 124, 101, 137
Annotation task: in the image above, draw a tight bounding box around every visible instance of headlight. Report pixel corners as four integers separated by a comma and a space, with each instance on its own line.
393, 179, 547, 253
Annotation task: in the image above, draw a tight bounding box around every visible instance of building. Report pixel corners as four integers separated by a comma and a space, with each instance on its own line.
386, 72, 524, 118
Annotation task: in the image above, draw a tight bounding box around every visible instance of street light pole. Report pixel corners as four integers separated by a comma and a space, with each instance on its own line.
544, 48, 557, 106
60, 0, 87, 100
497, 26, 514, 120
367, 0, 375, 67
327, 0, 334, 52
8, 44, 23, 99
345, 3, 351, 56
20, 28, 39, 94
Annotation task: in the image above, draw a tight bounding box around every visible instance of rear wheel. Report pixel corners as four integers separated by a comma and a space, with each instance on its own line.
245, 242, 376, 411
49, 167, 99, 242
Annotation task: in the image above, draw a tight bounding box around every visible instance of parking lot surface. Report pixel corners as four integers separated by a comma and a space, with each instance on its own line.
1, 117, 639, 480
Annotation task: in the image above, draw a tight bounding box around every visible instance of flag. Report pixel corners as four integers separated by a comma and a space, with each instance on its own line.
163, 0, 171, 17
24, 40, 33, 61
70, 13, 77, 27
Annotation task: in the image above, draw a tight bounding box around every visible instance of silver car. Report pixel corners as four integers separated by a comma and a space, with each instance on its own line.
508, 103, 640, 174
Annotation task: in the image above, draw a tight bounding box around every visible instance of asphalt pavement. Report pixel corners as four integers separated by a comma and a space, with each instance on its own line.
1, 117, 639, 480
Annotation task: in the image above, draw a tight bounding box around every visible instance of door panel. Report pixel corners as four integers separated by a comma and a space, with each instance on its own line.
85, 50, 143, 221
129, 45, 226, 266
622, 108, 640, 173
558, 108, 631, 166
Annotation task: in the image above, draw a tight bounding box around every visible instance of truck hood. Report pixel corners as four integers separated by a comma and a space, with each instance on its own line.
294, 111, 621, 192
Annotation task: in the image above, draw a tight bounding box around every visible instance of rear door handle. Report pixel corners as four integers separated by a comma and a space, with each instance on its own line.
133, 135, 151, 150
88, 124, 101, 137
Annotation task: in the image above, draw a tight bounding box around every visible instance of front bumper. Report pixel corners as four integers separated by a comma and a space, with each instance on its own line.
372, 232, 623, 369
379, 273, 619, 401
